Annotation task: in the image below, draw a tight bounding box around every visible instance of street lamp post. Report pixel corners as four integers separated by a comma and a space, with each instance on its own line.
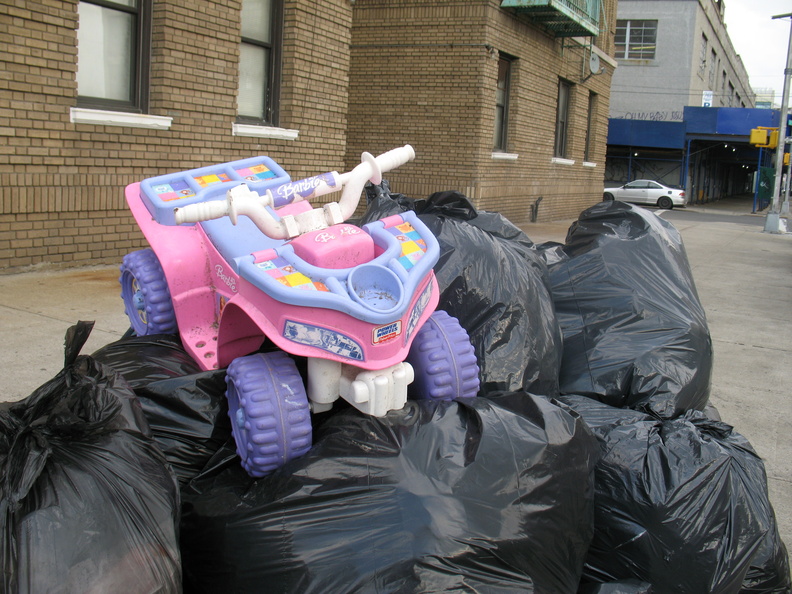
764, 12, 792, 233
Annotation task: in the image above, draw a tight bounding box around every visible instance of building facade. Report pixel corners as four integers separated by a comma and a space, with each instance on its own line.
609, 0, 754, 123
348, 0, 618, 224
1, 0, 617, 271
605, 0, 765, 202
1, 0, 354, 271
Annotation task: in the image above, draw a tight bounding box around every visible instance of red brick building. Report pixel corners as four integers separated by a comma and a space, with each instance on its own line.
0, 0, 616, 271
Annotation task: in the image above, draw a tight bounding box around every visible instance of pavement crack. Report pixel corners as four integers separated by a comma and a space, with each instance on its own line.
712, 338, 790, 353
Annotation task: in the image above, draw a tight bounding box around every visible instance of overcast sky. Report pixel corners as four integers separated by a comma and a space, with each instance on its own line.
723, 0, 792, 106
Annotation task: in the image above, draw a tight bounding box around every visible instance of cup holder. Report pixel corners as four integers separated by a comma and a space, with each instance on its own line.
348, 264, 403, 312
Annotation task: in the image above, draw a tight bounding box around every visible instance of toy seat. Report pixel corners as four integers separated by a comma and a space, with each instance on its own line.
236, 211, 439, 324
289, 224, 375, 269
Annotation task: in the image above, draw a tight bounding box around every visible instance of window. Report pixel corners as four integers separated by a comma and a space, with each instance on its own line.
238, 0, 282, 125
493, 54, 513, 151
614, 20, 657, 60
76, 0, 150, 112
584, 92, 597, 162
709, 50, 718, 88
554, 80, 572, 158
698, 34, 708, 77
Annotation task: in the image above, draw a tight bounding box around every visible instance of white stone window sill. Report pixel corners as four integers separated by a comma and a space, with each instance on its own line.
551, 157, 575, 165
70, 107, 173, 130
491, 151, 519, 160
232, 123, 299, 140
583, 161, 597, 168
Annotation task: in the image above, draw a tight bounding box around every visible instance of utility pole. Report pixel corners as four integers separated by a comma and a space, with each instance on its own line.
764, 12, 792, 233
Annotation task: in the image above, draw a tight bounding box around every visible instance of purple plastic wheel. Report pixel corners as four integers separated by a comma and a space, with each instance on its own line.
407, 310, 480, 401
225, 351, 313, 477
119, 248, 177, 336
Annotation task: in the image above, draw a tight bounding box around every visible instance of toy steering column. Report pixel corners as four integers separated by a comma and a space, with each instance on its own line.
173, 144, 416, 240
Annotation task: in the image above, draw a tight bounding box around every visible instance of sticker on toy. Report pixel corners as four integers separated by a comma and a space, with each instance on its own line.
274, 172, 339, 204
373, 321, 401, 344
284, 320, 364, 361
405, 282, 433, 344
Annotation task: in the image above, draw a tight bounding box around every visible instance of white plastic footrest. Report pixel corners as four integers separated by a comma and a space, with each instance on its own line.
307, 358, 414, 417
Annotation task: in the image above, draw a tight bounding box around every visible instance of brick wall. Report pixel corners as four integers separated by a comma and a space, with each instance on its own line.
0, 0, 352, 272
347, 0, 617, 226
1, 0, 616, 272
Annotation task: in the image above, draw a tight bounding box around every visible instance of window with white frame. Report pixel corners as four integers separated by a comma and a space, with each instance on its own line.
614, 20, 657, 60
76, 0, 151, 112
238, 0, 282, 125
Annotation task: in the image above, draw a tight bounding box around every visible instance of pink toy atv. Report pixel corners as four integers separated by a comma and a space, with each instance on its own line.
119, 145, 480, 477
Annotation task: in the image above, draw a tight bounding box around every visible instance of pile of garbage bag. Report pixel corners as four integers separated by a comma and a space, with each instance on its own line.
542, 201, 788, 591
559, 394, 790, 593
361, 183, 563, 397
179, 393, 598, 592
1, 194, 789, 592
0, 322, 182, 593
539, 200, 713, 419
92, 333, 231, 487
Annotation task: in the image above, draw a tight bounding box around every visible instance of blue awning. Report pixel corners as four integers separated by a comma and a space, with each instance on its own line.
607, 119, 686, 149
608, 107, 783, 149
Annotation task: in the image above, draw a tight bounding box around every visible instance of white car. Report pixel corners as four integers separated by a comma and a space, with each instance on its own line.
604, 180, 686, 209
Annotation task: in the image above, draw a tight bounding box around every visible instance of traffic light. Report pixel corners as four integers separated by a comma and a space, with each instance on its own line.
785, 152, 790, 166
750, 127, 779, 149
750, 128, 768, 145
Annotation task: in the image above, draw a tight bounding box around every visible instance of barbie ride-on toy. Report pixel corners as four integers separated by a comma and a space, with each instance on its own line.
119, 145, 479, 476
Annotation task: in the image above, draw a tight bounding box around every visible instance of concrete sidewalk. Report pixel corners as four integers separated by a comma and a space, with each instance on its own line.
0, 197, 790, 555
661, 200, 792, 553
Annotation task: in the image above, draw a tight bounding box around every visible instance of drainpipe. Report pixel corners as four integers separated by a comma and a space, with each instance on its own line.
531, 196, 543, 222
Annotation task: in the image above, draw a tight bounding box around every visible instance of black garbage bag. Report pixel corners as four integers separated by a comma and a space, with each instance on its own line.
740, 521, 792, 593
362, 183, 563, 397
92, 332, 204, 384
0, 322, 182, 593
180, 394, 599, 593
92, 334, 231, 487
579, 580, 653, 594
544, 201, 713, 418
558, 394, 791, 593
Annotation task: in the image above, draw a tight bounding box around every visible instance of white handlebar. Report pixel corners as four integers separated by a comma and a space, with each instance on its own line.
369, 145, 417, 182
173, 144, 416, 239
173, 199, 231, 224
335, 144, 415, 221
